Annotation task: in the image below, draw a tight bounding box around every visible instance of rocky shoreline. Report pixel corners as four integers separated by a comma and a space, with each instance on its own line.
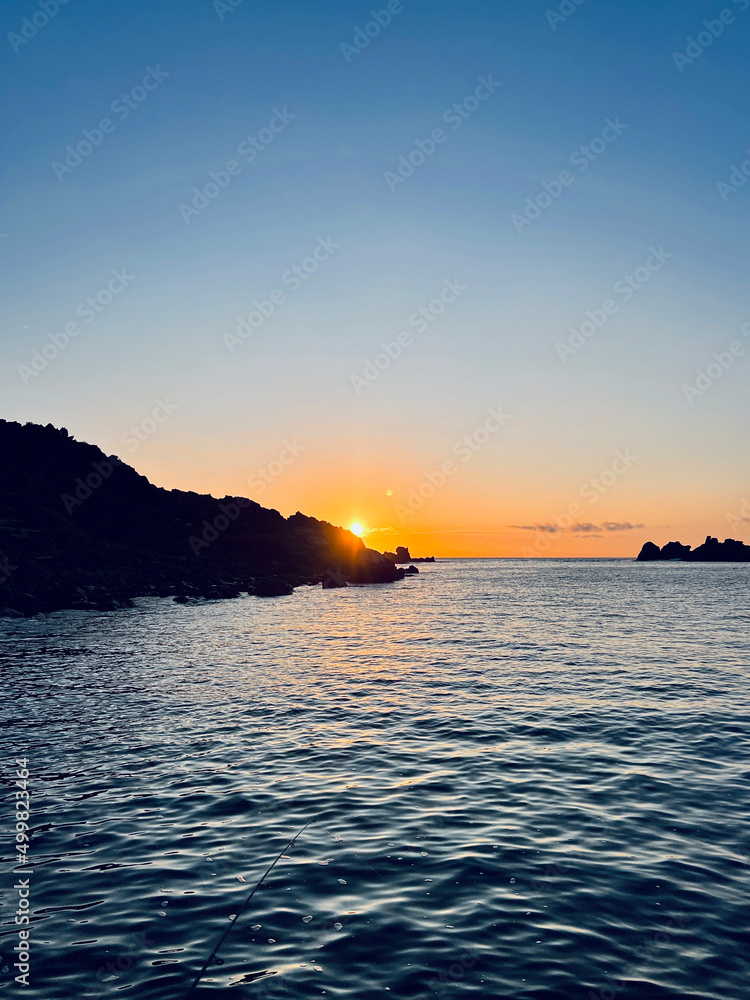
0, 420, 429, 618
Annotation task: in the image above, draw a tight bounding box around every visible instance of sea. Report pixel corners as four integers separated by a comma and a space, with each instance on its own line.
1, 558, 749, 1000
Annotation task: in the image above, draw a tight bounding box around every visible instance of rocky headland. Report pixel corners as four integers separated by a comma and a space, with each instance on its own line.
0, 420, 409, 617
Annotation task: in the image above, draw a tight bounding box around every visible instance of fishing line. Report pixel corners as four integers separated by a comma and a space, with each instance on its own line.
185, 818, 315, 996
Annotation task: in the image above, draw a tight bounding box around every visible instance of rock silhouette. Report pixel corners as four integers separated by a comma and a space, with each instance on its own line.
637, 536, 750, 562
0, 419, 404, 617
348, 548, 404, 584
383, 545, 435, 563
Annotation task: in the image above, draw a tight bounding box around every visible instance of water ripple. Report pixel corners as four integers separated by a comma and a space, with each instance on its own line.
1, 560, 749, 998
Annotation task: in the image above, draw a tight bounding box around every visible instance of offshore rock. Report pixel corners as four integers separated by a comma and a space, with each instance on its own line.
637, 536, 750, 562
636, 541, 662, 561
383, 545, 435, 564
348, 549, 404, 584
253, 577, 294, 598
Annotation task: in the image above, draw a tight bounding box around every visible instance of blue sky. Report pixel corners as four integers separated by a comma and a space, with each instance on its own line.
2, 0, 749, 554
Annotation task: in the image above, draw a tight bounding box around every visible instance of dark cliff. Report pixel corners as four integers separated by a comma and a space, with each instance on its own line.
0, 420, 400, 616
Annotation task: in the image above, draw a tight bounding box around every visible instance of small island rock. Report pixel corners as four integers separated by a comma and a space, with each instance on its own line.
637, 536, 750, 562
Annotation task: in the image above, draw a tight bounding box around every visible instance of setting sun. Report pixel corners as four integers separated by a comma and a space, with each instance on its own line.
349, 522, 364, 537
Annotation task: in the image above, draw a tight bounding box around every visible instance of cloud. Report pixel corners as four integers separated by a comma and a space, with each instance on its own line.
512, 521, 645, 535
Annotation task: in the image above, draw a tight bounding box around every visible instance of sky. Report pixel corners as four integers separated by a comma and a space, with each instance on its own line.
2, 0, 749, 557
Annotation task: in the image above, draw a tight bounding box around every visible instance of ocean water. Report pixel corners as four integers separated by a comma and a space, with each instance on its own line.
1, 558, 749, 1000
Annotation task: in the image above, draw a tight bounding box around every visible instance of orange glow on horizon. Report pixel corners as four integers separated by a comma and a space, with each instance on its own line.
125, 436, 750, 560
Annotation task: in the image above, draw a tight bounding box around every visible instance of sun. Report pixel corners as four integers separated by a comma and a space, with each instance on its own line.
349, 522, 364, 537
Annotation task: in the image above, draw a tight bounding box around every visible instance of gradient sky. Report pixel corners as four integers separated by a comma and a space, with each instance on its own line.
2, 0, 749, 556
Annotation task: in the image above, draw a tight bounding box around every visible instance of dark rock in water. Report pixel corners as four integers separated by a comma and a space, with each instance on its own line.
691, 535, 750, 561
202, 589, 234, 601
253, 577, 294, 597
75, 591, 136, 611
173, 594, 190, 604
384, 545, 435, 564
637, 541, 665, 561
201, 582, 241, 601
403, 565, 420, 575
661, 541, 692, 560
92, 597, 120, 611
637, 536, 750, 562
348, 549, 403, 584
322, 571, 347, 589
384, 546, 411, 563
11, 593, 45, 617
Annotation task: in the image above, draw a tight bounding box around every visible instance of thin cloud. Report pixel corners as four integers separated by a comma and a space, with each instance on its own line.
512, 521, 645, 535
511, 523, 563, 534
